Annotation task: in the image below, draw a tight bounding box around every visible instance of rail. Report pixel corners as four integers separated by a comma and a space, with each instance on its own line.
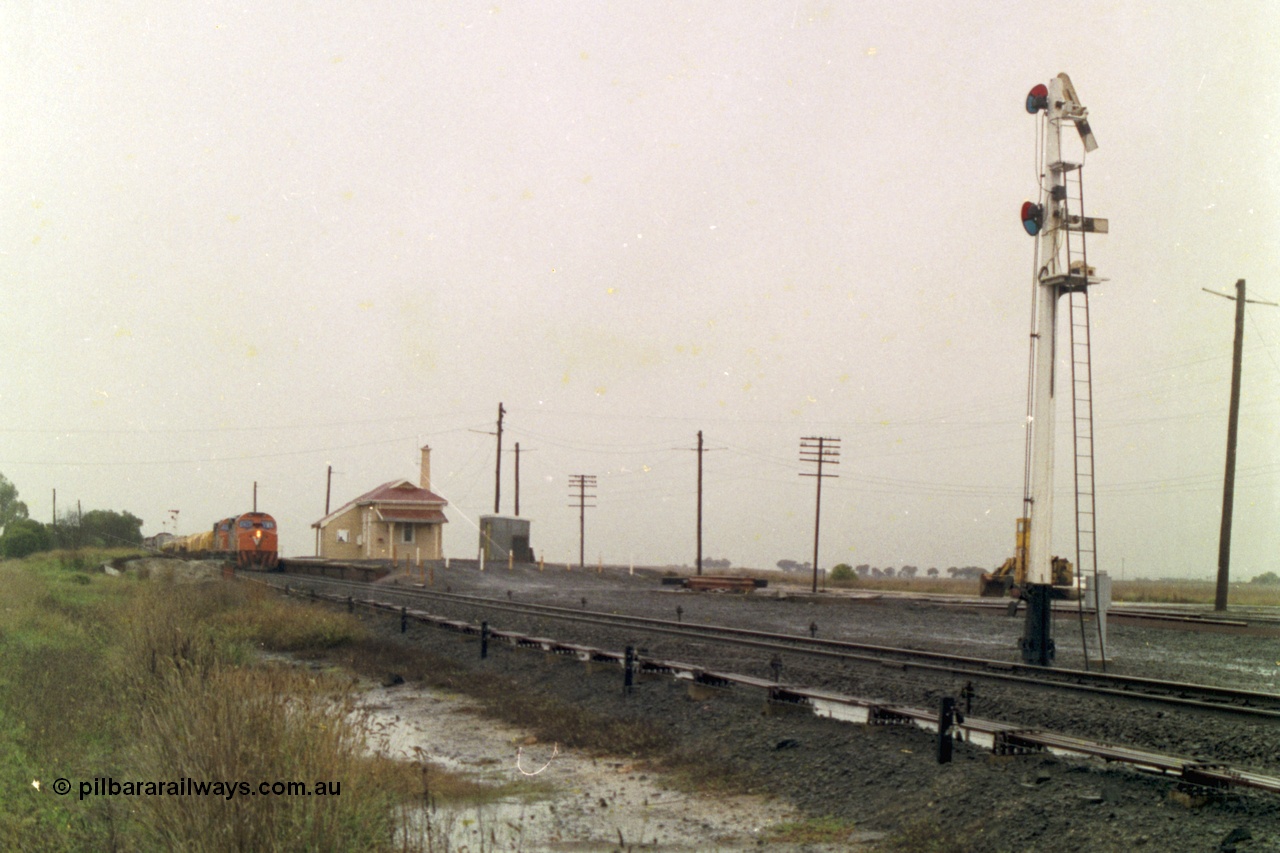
256, 573, 1280, 721
247, 576, 1280, 797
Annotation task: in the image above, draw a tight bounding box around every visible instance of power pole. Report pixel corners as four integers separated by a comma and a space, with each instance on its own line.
1204, 280, 1278, 610
567, 474, 597, 571
494, 402, 505, 514
799, 437, 840, 594
514, 442, 521, 517
253, 481, 258, 513
317, 465, 334, 556
696, 430, 703, 576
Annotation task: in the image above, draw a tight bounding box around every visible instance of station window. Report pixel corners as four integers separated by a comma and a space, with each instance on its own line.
336, 529, 349, 543
402, 526, 414, 543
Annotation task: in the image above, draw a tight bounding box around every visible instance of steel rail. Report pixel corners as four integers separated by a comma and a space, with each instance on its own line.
252, 577, 1280, 797
257, 573, 1280, 720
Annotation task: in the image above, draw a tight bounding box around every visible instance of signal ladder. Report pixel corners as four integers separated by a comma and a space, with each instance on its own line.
1061, 164, 1107, 668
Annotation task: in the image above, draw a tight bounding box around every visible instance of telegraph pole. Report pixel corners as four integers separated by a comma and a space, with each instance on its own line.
1204, 280, 1278, 610
317, 465, 334, 556
494, 403, 505, 514
799, 437, 840, 594
696, 430, 704, 576
567, 474, 597, 571
514, 442, 521, 517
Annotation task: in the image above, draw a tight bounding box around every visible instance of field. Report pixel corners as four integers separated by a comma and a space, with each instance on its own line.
762, 570, 1280, 607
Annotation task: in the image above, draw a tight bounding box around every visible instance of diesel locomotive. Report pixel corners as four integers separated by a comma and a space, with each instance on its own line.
159, 512, 280, 569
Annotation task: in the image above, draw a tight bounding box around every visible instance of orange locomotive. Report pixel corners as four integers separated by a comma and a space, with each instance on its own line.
160, 512, 280, 569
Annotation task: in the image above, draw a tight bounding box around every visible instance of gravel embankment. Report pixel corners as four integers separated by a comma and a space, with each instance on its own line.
286, 566, 1280, 852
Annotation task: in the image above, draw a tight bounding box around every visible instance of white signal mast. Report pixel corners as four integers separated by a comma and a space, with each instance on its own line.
1019, 74, 1108, 666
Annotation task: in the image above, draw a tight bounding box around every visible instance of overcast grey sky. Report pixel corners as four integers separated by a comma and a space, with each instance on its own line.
3, 2, 1277, 579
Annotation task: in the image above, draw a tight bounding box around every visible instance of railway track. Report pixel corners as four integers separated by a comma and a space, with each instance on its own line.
257, 572, 1280, 722
244, 572, 1280, 796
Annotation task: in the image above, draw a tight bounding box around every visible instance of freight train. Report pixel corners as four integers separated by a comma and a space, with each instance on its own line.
159, 512, 280, 569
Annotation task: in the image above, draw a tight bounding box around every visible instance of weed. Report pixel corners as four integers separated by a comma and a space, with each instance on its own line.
881, 815, 992, 852
0, 551, 426, 852
766, 814, 860, 844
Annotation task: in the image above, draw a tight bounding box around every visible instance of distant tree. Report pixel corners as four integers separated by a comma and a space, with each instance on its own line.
776, 559, 802, 573
883, 566, 895, 578
0, 473, 29, 533
830, 563, 856, 583
946, 567, 960, 578
899, 565, 918, 579
1251, 571, 1280, 585
871, 567, 883, 578
855, 564, 871, 577
927, 567, 939, 578
1, 518, 51, 558
704, 558, 732, 570
52, 508, 144, 549
79, 509, 144, 548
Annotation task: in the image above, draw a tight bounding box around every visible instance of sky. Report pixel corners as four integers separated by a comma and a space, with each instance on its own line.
2, 2, 1277, 581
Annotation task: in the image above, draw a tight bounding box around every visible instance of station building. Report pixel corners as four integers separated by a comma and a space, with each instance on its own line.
313, 446, 448, 562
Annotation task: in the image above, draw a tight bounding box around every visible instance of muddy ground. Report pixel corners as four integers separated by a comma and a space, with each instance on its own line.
294, 564, 1280, 851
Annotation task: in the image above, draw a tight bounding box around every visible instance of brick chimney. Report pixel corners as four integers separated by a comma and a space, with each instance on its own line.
420, 445, 432, 492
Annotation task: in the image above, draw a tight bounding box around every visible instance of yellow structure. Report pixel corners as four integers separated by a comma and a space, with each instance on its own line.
313, 446, 448, 562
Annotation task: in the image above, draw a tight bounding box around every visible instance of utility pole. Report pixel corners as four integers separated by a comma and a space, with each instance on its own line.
1203, 280, 1278, 611
514, 442, 521, 517
567, 474, 597, 571
799, 437, 840, 594
696, 430, 703, 576
253, 481, 258, 513
317, 465, 334, 556
494, 402, 505, 514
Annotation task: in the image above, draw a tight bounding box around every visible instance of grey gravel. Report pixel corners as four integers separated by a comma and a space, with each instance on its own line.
288, 565, 1280, 852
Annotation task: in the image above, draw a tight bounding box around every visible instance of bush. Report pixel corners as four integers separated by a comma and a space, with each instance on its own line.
830, 564, 856, 583
1, 526, 47, 559
1251, 571, 1280, 585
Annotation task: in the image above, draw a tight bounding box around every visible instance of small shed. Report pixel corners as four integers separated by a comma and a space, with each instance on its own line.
479, 514, 534, 563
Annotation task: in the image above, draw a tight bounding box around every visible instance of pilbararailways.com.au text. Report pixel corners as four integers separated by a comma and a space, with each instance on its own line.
55, 777, 341, 801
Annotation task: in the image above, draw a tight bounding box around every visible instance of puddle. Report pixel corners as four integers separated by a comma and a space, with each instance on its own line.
360, 682, 864, 851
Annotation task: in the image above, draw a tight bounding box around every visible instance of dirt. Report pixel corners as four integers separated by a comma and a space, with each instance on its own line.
360, 681, 875, 851
298, 565, 1280, 851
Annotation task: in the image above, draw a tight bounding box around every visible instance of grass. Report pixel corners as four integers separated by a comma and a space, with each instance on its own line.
764, 814, 861, 844
0, 551, 434, 852
1112, 578, 1280, 607
740, 568, 1280, 606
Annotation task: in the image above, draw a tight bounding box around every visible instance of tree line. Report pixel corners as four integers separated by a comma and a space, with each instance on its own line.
785, 559, 987, 580
0, 473, 143, 558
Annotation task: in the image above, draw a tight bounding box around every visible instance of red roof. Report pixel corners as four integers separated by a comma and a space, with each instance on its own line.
314, 479, 448, 528
357, 480, 447, 505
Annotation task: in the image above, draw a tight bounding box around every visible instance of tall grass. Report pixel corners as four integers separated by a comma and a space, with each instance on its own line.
1112, 579, 1280, 607
0, 553, 422, 852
